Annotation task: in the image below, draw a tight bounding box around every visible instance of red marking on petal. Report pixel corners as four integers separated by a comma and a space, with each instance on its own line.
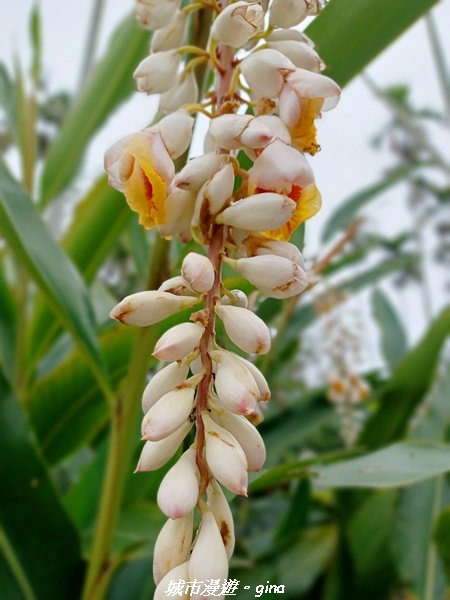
288, 184, 303, 204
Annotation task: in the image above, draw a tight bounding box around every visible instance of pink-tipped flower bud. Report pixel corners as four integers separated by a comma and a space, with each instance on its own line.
211, 1, 265, 48
221, 289, 248, 309
209, 115, 272, 151
135, 422, 192, 472
181, 252, 215, 293
267, 39, 323, 72
218, 411, 266, 472
133, 50, 180, 94
174, 153, 228, 191
225, 254, 308, 299
215, 305, 271, 355
210, 350, 260, 415
188, 512, 229, 595
235, 355, 271, 402
153, 322, 204, 361
202, 413, 248, 496
253, 239, 304, 265
154, 561, 189, 600
216, 192, 295, 231
157, 448, 199, 518
141, 385, 196, 441
153, 512, 194, 584
158, 275, 196, 296
240, 49, 295, 98
109, 291, 199, 327
206, 480, 235, 559
142, 361, 189, 413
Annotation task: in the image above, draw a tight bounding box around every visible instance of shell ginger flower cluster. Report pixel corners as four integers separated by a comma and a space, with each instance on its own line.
105, 0, 340, 596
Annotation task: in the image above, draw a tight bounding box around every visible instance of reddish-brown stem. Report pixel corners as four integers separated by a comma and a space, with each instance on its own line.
195, 2, 235, 501
195, 225, 226, 496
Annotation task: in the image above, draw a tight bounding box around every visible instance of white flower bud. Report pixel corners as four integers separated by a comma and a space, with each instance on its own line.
141, 385, 195, 441
188, 512, 228, 598
216, 305, 271, 355
181, 252, 215, 293
298, 69, 341, 113
142, 361, 189, 413
135, 422, 192, 472
221, 289, 248, 309
153, 513, 193, 584
253, 115, 291, 145
218, 411, 266, 472
151, 10, 187, 52
216, 193, 295, 230
153, 322, 204, 361
267, 40, 323, 72
157, 188, 196, 241
269, 0, 309, 28
109, 290, 200, 327
240, 49, 295, 98
210, 350, 260, 415
211, 1, 265, 48
235, 354, 271, 402
158, 275, 195, 296
209, 115, 272, 151
226, 254, 308, 299
151, 111, 194, 159
249, 139, 314, 191
206, 480, 235, 559
253, 239, 304, 265
136, 0, 180, 30
133, 50, 180, 94
174, 153, 228, 191
157, 448, 199, 518
191, 165, 235, 244
154, 561, 190, 600
202, 413, 248, 496
159, 71, 199, 113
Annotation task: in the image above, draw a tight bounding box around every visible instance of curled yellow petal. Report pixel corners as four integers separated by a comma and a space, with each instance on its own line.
122, 136, 167, 229
290, 98, 323, 156
264, 183, 322, 241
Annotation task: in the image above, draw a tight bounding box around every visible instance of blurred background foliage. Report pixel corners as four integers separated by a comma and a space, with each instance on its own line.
1, 0, 450, 599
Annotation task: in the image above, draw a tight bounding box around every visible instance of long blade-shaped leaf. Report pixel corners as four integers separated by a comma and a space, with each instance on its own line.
0, 169, 103, 371
306, 0, 440, 87
361, 309, 450, 447
39, 16, 150, 205
371, 288, 408, 369
313, 442, 450, 489
27, 177, 131, 362
0, 371, 82, 600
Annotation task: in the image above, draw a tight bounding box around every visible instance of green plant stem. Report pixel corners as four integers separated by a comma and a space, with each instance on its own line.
425, 12, 450, 121
81, 235, 169, 600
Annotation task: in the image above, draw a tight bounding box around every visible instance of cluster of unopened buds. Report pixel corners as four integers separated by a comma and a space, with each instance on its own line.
105, 0, 340, 596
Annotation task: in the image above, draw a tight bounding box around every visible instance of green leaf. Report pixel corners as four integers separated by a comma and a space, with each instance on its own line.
392, 364, 450, 600
0, 169, 104, 373
28, 327, 135, 464
0, 265, 17, 380
321, 164, 418, 242
277, 525, 338, 595
371, 288, 408, 369
435, 507, 450, 582
313, 441, 450, 489
306, 0, 439, 87
39, 16, 150, 205
29, 4, 42, 83
0, 371, 82, 600
27, 177, 132, 362
362, 309, 450, 447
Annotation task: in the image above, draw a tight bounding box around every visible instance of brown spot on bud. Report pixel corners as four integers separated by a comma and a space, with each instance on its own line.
220, 520, 230, 546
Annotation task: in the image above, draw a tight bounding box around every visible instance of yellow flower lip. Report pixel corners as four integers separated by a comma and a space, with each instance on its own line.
248, 183, 322, 241
122, 136, 168, 229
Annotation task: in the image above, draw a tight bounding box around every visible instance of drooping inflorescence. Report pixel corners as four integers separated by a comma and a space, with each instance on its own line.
105, 0, 340, 596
